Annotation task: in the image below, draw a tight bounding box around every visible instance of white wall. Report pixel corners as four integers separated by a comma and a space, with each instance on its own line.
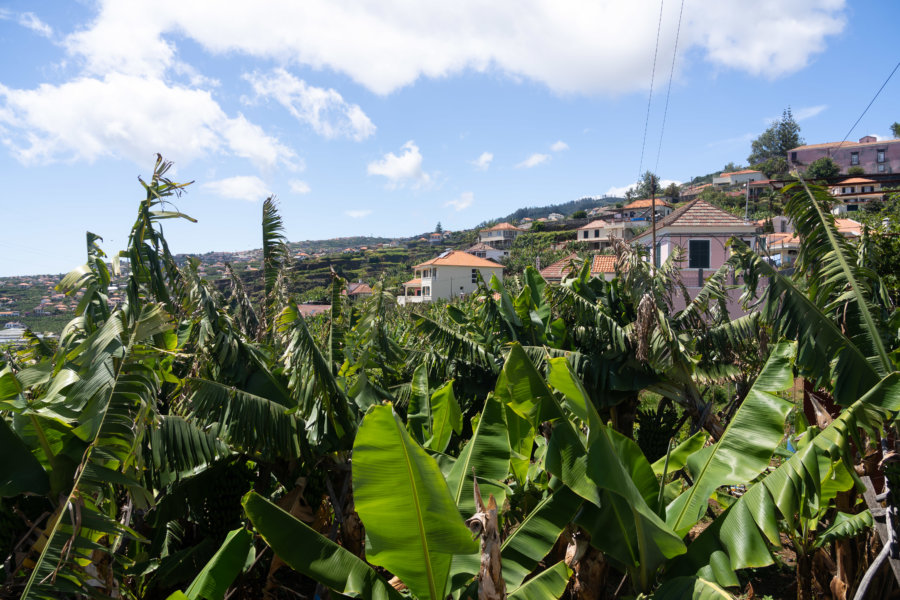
421, 264, 503, 300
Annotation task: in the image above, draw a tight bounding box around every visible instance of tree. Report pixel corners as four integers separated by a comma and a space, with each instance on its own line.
722, 161, 743, 173
435, 221, 443, 233
635, 170, 660, 199
748, 107, 803, 176
848, 165, 866, 176
891, 122, 900, 138
571, 209, 587, 219
805, 156, 840, 180
663, 182, 680, 201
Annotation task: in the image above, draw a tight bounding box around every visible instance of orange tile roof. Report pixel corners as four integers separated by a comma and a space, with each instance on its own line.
720, 169, 762, 177
540, 253, 617, 281
483, 222, 523, 232
577, 219, 610, 230
296, 304, 331, 317
414, 250, 503, 269
835, 219, 862, 236
591, 254, 617, 273
835, 177, 875, 184
623, 198, 673, 210
632, 199, 754, 241
466, 242, 496, 252
403, 278, 422, 287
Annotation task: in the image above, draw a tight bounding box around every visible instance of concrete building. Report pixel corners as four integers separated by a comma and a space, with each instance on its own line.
478, 222, 523, 250
399, 251, 504, 304
789, 136, 900, 175
465, 242, 507, 262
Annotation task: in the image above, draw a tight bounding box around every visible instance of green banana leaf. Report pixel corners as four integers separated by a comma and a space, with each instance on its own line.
652, 576, 735, 599
650, 430, 707, 476
407, 363, 431, 444
426, 380, 462, 453
445, 394, 511, 515
353, 405, 478, 600
184, 528, 254, 600
546, 353, 685, 591
0, 416, 49, 497
813, 510, 873, 549
242, 491, 402, 600
668, 372, 900, 586
507, 561, 571, 600
666, 341, 795, 536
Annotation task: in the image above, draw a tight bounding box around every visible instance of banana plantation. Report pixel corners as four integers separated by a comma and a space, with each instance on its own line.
2, 156, 900, 600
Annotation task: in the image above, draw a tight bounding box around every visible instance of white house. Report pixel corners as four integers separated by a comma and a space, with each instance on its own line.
712, 169, 764, 186
478, 222, 523, 250
399, 251, 504, 304
465, 242, 507, 262
828, 177, 885, 215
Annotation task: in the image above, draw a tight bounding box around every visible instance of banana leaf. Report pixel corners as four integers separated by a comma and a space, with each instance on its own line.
353, 405, 477, 600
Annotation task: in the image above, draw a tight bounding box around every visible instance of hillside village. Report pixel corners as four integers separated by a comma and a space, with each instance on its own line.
3, 128, 899, 340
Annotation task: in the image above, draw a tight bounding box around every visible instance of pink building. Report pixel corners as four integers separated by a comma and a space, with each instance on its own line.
632, 200, 757, 304
789, 136, 900, 175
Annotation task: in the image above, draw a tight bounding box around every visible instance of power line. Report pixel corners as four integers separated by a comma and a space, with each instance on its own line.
835, 59, 900, 151
637, 0, 666, 183
654, 0, 686, 174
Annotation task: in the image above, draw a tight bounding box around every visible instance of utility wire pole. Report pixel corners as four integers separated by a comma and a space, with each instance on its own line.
651, 177, 658, 273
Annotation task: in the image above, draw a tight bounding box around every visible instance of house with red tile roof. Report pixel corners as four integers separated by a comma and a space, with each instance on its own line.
399, 250, 504, 304
828, 177, 885, 215
465, 242, 506, 262
632, 199, 757, 287
540, 253, 617, 283
478, 222, 523, 250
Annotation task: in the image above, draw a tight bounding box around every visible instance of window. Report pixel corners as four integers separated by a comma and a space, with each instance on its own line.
878, 164, 886, 173
842, 186, 854, 194
862, 185, 874, 193
877, 150, 886, 163
791, 152, 797, 163
846, 205, 858, 212
688, 240, 710, 269
850, 152, 859, 165
594, 229, 600, 238
423, 286, 430, 296
471, 268, 478, 283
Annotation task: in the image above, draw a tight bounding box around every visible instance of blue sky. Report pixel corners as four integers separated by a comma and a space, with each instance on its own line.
1, 0, 898, 276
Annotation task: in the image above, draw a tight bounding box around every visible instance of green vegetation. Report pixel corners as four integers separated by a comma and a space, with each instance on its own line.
2, 157, 899, 600
804, 156, 840, 180
748, 108, 803, 178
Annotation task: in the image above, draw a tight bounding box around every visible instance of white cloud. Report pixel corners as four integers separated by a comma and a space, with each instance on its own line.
345, 209, 373, 218
367, 141, 432, 189
765, 104, 828, 124
0, 74, 296, 168
58, 1, 846, 96
290, 179, 311, 194
244, 69, 375, 141
606, 178, 682, 197
18, 12, 53, 38
445, 191, 474, 211
550, 140, 568, 152
203, 175, 271, 202
472, 151, 493, 171
793, 104, 827, 121
516, 153, 550, 169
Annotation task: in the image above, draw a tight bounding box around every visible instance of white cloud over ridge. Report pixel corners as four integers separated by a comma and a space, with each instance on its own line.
0, 74, 297, 168
367, 141, 432, 189
472, 151, 493, 171
445, 191, 474, 211
245, 69, 375, 141
59, 1, 847, 96
516, 153, 550, 169
345, 209, 373, 218
204, 175, 271, 202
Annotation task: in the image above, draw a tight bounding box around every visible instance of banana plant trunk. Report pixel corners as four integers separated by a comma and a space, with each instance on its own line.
466, 479, 505, 600
797, 552, 814, 600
